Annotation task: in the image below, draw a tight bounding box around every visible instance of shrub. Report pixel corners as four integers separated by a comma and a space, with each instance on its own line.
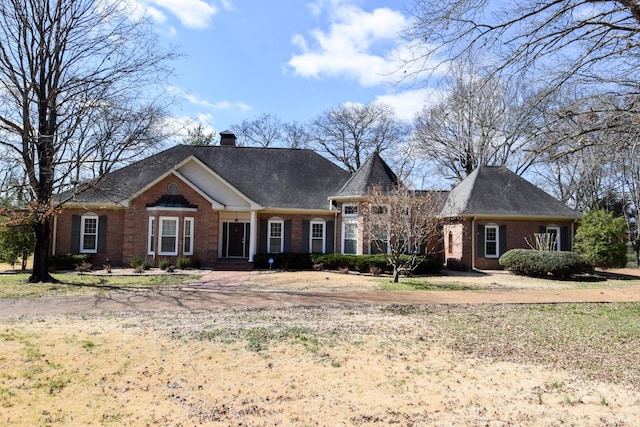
574, 209, 628, 269
158, 258, 171, 270
129, 256, 150, 270
49, 254, 89, 271
499, 249, 592, 278
176, 256, 192, 269
253, 253, 313, 270
75, 261, 93, 273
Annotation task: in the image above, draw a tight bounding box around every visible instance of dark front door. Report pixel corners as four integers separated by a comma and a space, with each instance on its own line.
225, 222, 250, 258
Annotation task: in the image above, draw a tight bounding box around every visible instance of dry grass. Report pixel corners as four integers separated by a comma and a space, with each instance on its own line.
1, 269, 640, 425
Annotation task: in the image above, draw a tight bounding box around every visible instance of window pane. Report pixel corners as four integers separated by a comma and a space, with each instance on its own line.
312, 223, 323, 238
269, 238, 281, 253
162, 220, 177, 236
83, 235, 96, 251
161, 237, 176, 253
270, 222, 282, 237
84, 218, 97, 234
344, 223, 357, 239
486, 241, 497, 256
311, 239, 323, 253
486, 228, 496, 242
343, 239, 357, 254
344, 205, 357, 215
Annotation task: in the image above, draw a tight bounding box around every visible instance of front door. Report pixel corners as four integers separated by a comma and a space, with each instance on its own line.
224, 222, 250, 258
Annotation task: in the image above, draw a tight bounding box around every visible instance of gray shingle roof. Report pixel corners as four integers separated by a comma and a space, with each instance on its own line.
331, 151, 398, 199
440, 166, 582, 219
65, 144, 351, 210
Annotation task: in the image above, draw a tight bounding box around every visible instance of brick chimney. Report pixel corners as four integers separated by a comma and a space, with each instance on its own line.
219, 130, 237, 147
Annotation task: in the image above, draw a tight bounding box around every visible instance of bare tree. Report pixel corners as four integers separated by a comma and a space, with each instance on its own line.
412, 59, 537, 182
360, 184, 442, 283
282, 121, 309, 149
231, 113, 284, 147
0, 0, 174, 282
403, 0, 640, 95
308, 103, 410, 173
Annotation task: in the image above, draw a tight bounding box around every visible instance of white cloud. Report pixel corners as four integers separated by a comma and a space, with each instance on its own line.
288, 2, 409, 86
168, 86, 253, 113
135, 0, 218, 29
375, 88, 442, 121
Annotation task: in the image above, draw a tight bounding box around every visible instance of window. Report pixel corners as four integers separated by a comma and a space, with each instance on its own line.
546, 225, 560, 251
159, 217, 178, 255
343, 222, 357, 254
310, 220, 325, 253
183, 217, 194, 255
80, 215, 98, 253
268, 219, 283, 253
448, 231, 453, 254
147, 217, 156, 255
371, 205, 386, 215
343, 204, 358, 216
369, 224, 388, 254
485, 225, 498, 258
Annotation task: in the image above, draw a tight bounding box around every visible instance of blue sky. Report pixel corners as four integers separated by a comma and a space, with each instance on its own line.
133, 0, 436, 139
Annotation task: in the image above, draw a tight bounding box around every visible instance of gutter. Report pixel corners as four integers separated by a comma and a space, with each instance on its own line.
471, 216, 476, 271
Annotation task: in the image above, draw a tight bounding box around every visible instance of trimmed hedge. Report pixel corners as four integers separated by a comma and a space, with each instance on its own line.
253, 253, 442, 275
49, 254, 90, 271
499, 249, 592, 279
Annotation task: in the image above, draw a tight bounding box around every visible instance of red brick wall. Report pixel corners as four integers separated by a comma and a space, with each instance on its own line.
463, 218, 578, 270
125, 174, 219, 267
258, 213, 336, 253
53, 207, 125, 266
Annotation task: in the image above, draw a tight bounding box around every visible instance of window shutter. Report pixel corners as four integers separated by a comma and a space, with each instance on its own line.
71, 215, 81, 253
326, 220, 335, 253
539, 226, 546, 234
284, 220, 292, 252
259, 219, 267, 253
560, 226, 569, 251
499, 225, 507, 256
477, 225, 485, 257
301, 220, 310, 253
98, 215, 107, 253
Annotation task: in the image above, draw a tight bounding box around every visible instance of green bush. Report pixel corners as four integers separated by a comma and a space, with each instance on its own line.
253, 253, 313, 270
574, 209, 628, 269
129, 256, 150, 270
499, 249, 592, 278
49, 254, 89, 271
176, 256, 192, 269
309, 253, 442, 275
158, 258, 171, 270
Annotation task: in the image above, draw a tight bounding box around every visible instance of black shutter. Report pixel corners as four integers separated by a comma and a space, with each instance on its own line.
499, 225, 507, 256
284, 220, 292, 252
326, 220, 335, 254
259, 219, 267, 253
302, 220, 310, 253
477, 225, 485, 257
560, 226, 569, 251
71, 215, 81, 253
98, 215, 107, 253
539, 226, 546, 234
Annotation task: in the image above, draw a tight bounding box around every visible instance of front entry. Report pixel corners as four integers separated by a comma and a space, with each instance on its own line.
223, 222, 250, 258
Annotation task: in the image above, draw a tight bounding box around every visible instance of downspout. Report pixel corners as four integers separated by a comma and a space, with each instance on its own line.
334, 210, 338, 254
571, 218, 578, 251
471, 217, 476, 271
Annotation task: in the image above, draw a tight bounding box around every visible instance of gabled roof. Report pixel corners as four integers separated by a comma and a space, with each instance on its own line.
330, 151, 398, 199
440, 166, 582, 219
64, 144, 351, 210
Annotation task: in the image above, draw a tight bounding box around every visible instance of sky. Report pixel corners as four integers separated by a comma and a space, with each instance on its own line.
133, 0, 437, 140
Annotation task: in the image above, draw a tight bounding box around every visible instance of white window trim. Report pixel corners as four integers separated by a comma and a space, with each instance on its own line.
80, 214, 99, 254
158, 216, 179, 256
485, 224, 499, 258
310, 219, 326, 253
268, 218, 284, 253
183, 217, 194, 255
147, 216, 156, 255
343, 203, 358, 216
546, 225, 561, 251
342, 220, 358, 255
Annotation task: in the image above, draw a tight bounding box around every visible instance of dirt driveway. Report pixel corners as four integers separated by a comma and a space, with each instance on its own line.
2, 269, 640, 318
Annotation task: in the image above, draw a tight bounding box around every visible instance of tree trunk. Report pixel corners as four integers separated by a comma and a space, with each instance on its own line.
392, 265, 400, 283
28, 220, 55, 283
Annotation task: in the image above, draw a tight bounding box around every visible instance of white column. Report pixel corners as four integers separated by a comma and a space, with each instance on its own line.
249, 210, 257, 262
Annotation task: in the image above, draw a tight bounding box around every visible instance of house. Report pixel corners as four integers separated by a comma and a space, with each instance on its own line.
51, 132, 581, 270
440, 165, 582, 270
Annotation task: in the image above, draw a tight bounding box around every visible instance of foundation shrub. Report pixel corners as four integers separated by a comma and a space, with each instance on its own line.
499, 249, 592, 278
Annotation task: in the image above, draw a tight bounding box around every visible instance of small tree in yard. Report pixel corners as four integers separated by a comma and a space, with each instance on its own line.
0, 217, 34, 271
574, 209, 627, 269
361, 185, 443, 283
